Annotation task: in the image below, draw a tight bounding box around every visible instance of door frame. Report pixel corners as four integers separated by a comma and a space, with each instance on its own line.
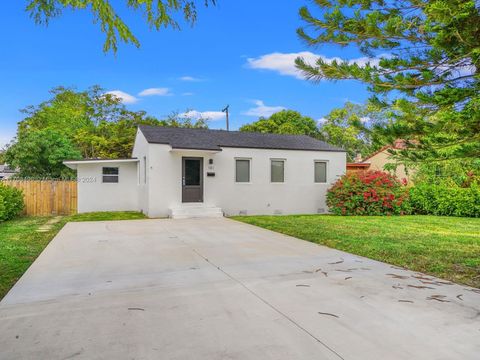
181, 157, 204, 203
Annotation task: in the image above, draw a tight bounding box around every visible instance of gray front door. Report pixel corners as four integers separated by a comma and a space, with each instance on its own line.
182, 157, 203, 203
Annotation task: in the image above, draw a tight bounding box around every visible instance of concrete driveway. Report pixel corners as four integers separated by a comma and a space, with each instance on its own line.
1, 218, 479, 360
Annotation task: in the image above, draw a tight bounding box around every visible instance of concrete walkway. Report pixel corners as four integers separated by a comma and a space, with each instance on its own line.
0, 218, 479, 359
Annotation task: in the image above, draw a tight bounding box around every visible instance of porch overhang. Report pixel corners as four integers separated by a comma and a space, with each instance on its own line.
63, 158, 139, 170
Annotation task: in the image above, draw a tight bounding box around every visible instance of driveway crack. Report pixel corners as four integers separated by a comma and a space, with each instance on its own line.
187, 245, 345, 360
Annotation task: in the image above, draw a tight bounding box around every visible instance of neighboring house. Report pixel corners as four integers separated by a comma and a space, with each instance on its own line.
346, 162, 371, 174
0, 164, 17, 180
64, 126, 346, 218
347, 140, 413, 183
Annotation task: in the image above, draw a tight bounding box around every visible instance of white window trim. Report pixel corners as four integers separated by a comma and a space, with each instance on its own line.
314, 160, 328, 183
143, 156, 147, 184
137, 161, 140, 185
270, 158, 286, 183
234, 157, 252, 184
102, 166, 120, 184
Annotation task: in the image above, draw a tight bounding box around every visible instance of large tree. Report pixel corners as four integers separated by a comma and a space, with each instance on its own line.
5, 129, 81, 178
27, 0, 216, 52
8, 86, 209, 177
17, 86, 208, 159
320, 102, 383, 161
239, 110, 320, 138
295, 0, 480, 162
18, 86, 157, 158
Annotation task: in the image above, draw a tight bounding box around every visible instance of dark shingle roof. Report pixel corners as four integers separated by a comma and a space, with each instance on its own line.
138, 126, 345, 152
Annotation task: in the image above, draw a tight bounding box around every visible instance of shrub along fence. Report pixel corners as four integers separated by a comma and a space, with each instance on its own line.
1, 179, 77, 216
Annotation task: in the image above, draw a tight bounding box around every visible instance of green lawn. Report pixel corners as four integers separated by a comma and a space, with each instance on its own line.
232, 215, 480, 288
0, 211, 146, 299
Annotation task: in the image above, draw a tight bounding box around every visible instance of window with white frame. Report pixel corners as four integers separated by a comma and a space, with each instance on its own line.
235, 159, 250, 183
270, 159, 285, 183
314, 161, 327, 183
102, 167, 119, 183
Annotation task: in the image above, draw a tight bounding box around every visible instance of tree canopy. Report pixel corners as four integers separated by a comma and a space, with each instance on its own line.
6, 86, 208, 177
319, 102, 383, 161
26, 0, 216, 52
296, 0, 480, 162
239, 107, 385, 161
239, 110, 320, 138
413, 159, 480, 187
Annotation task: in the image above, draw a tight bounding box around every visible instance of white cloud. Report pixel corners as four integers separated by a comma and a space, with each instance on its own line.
317, 117, 328, 125
179, 110, 225, 121
242, 100, 285, 117
246, 51, 383, 80
179, 76, 202, 82
182, 92, 194, 96
104, 90, 138, 104
138, 87, 171, 96
359, 116, 371, 123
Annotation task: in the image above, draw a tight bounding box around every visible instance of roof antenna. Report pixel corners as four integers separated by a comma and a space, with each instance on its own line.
222, 105, 230, 131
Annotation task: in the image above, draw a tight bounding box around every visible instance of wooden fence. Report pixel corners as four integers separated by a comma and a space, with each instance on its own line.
1, 180, 77, 216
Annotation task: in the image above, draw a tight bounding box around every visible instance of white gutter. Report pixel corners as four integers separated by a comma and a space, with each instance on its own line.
63, 158, 139, 170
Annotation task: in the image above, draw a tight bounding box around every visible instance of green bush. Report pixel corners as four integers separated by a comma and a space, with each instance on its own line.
409, 184, 480, 217
0, 194, 5, 220
0, 184, 24, 221
327, 171, 410, 216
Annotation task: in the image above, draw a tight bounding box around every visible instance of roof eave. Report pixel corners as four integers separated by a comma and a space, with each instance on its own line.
63, 158, 139, 169
170, 147, 222, 153
218, 145, 346, 152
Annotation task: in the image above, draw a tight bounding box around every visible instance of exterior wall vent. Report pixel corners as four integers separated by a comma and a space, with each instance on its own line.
239, 210, 248, 215
317, 208, 326, 214
274, 210, 283, 215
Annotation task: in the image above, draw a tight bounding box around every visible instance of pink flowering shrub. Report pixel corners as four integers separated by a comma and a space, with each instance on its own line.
326, 171, 410, 216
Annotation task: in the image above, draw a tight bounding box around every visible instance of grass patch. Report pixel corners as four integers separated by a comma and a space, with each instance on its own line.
67, 211, 147, 222
232, 215, 480, 288
0, 211, 146, 299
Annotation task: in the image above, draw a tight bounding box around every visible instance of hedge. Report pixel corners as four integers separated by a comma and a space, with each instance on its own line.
409, 184, 480, 217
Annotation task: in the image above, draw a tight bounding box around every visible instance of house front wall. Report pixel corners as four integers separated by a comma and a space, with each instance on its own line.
76, 162, 139, 213
144, 144, 346, 217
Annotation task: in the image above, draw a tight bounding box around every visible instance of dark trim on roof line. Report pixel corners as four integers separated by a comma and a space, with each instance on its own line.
153, 142, 346, 153
218, 145, 346, 152
171, 146, 223, 151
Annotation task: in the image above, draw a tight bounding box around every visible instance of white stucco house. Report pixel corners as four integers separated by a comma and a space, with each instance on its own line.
64, 126, 346, 218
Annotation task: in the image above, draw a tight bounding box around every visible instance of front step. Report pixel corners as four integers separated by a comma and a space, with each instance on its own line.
169, 204, 224, 219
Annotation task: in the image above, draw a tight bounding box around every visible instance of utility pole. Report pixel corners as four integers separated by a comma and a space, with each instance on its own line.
222, 105, 230, 131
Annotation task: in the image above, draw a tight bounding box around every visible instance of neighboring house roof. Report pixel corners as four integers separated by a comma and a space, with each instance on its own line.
138, 126, 345, 152
362, 139, 408, 162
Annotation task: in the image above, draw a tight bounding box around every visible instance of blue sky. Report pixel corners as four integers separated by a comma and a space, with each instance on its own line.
0, 1, 373, 147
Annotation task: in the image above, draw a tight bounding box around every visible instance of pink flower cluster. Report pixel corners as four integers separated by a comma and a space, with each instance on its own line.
327, 170, 409, 216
